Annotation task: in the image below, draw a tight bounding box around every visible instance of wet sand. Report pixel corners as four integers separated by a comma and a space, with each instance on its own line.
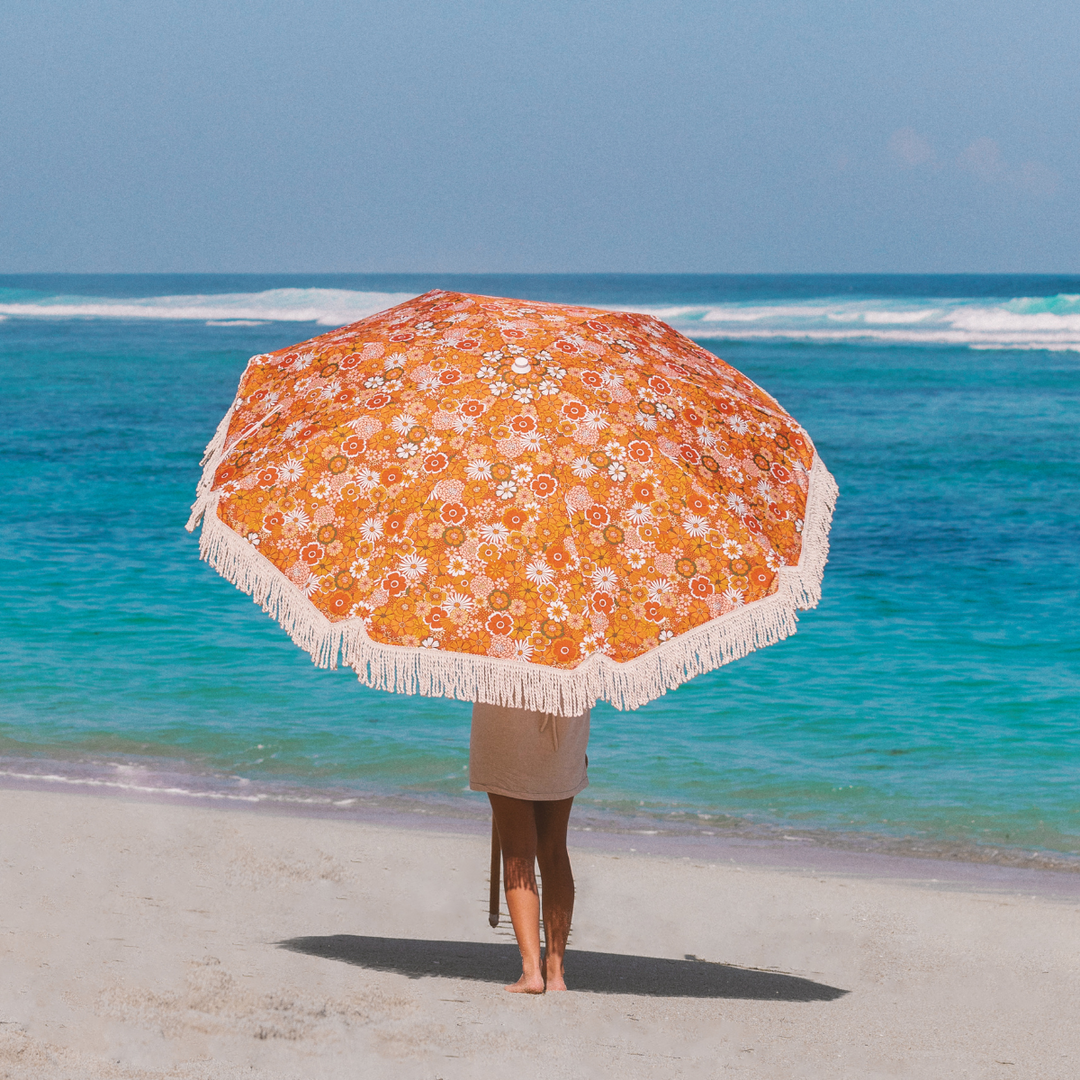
2, 786, 1078, 1078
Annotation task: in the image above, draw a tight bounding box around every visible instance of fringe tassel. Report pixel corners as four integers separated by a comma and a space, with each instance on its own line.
192, 455, 838, 713
185, 403, 237, 533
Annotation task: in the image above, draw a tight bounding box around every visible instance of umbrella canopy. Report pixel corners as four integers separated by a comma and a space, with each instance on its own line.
187, 291, 837, 712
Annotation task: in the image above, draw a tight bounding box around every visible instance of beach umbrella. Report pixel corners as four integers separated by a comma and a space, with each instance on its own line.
187, 290, 837, 716
187, 289, 838, 927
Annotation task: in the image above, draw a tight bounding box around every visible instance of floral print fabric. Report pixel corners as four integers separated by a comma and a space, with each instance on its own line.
209, 291, 816, 671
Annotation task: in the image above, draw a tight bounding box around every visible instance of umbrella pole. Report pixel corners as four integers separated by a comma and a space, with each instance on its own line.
488, 816, 501, 927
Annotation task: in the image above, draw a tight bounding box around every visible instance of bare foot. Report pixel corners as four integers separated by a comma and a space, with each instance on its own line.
544, 959, 568, 992
504, 973, 546, 994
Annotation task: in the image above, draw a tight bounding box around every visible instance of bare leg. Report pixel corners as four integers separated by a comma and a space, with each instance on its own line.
488, 794, 544, 993
488, 793, 575, 993
534, 797, 575, 991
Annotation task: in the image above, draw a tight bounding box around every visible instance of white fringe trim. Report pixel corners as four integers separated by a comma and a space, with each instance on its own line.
187, 440, 838, 712
185, 402, 236, 533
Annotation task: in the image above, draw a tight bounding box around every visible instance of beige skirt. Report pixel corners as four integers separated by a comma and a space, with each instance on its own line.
469, 703, 590, 802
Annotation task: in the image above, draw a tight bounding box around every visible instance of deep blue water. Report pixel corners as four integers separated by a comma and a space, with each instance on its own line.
1, 275, 1078, 861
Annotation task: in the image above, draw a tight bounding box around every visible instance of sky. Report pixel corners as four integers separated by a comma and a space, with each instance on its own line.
1, 0, 1077, 274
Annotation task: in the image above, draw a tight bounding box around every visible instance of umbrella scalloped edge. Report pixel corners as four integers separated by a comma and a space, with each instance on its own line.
188, 430, 838, 713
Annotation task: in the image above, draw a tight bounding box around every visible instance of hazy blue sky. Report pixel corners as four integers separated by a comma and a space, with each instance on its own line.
2, 0, 1077, 273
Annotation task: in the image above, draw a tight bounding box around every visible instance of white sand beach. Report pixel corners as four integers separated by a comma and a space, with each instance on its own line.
2, 786, 1078, 1079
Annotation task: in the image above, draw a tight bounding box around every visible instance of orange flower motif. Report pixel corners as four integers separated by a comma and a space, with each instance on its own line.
562, 401, 588, 421
591, 592, 617, 615
547, 545, 570, 570
628, 440, 652, 463
553, 638, 578, 662
300, 542, 324, 566
342, 435, 365, 457
503, 507, 527, 530
440, 503, 467, 525
585, 504, 609, 527
771, 462, 792, 482
510, 415, 537, 434
257, 467, 279, 488
749, 567, 773, 589
460, 399, 485, 417
689, 575, 712, 599
423, 452, 449, 473
530, 474, 557, 498
327, 591, 352, 616
384, 572, 408, 596
426, 607, 448, 628
381, 466, 403, 486
486, 612, 514, 635
649, 376, 671, 395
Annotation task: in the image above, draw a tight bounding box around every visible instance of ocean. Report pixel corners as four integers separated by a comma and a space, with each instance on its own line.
2, 274, 1078, 867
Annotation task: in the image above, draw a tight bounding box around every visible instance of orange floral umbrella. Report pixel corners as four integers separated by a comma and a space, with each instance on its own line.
187, 291, 837, 712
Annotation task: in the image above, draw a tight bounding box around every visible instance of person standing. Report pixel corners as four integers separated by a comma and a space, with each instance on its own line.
469, 702, 590, 993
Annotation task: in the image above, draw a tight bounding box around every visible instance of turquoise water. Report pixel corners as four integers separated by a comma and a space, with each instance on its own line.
1, 275, 1078, 861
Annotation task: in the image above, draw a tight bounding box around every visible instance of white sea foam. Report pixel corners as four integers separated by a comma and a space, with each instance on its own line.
0, 287, 413, 327
2, 286, 1080, 351
0, 767, 341, 806
626, 294, 1080, 352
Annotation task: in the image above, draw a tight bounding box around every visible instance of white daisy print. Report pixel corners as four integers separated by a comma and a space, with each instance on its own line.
397, 553, 427, 579
445, 591, 475, 616
391, 413, 419, 435
525, 559, 555, 586
591, 566, 619, 593
479, 522, 511, 545
359, 517, 384, 542
682, 513, 710, 538
279, 457, 304, 482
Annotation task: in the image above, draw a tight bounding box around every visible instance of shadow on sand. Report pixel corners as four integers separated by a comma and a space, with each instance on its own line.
278, 935, 847, 1001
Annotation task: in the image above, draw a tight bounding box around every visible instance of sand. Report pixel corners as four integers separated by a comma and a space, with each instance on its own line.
1, 787, 1079, 1079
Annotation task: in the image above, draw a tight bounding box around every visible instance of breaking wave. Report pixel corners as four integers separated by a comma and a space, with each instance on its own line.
635, 294, 1080, 351
2, 285, 1080, 351
0, 287, 413, 327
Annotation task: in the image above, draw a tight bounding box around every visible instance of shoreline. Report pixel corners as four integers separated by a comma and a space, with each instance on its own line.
4, 770, 1079, 900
